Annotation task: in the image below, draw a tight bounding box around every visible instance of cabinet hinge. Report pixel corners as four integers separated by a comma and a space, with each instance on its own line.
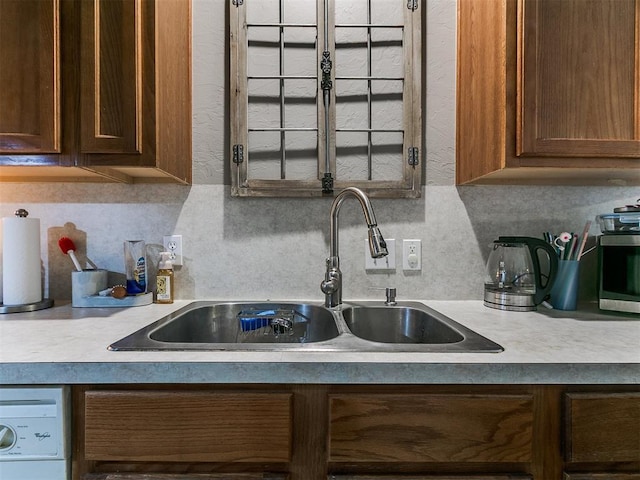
407, 147, 419, 166
232, 0, 243, 6
233, 144, 244, 164
407, 0, 418, 11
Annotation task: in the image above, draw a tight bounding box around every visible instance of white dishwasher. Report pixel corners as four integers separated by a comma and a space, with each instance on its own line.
0, 386, 70, 480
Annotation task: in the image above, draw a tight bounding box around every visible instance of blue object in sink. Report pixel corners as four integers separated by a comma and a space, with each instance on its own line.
237, 310, 275, 331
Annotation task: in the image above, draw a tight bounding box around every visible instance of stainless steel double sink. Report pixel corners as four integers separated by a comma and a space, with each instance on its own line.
109, 301, 503, 353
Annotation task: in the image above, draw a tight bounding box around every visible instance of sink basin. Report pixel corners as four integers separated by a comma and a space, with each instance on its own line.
341, 303, 503, 352
342, 306, 464, 344
109, 300, 502, 353
108, 301, 340, 351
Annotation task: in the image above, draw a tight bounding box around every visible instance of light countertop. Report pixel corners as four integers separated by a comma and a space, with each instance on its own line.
0, 299, 638, 385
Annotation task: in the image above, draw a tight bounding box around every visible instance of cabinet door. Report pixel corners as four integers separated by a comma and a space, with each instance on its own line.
565, 392, 640, 463
456, 0, 640, 185
78, 0, 192, 183
329, 394, 533, 463
80, 0, 140, 154
0, 0, 59, 154
84, 390, 292, 463
519, 0, 640, 157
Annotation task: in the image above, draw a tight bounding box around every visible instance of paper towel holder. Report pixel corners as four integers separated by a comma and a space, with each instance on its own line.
0, 208, 54, 314
0, 298, 54, 314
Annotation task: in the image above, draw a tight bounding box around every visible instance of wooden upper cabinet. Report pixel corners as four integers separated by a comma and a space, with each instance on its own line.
519, 0, 640, 158
80, 0, 140, 155
0, 0, 60, 154
456, 0, 640, 186
79, 0, 192, 184
0, 0, 191, 183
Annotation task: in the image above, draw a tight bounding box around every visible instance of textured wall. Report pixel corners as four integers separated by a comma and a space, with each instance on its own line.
0, 0, 637, 304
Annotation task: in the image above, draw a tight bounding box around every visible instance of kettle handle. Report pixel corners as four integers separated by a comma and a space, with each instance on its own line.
497, 236, 559, 305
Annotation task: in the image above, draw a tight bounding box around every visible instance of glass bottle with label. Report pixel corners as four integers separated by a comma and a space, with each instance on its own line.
156, 252, 174, 304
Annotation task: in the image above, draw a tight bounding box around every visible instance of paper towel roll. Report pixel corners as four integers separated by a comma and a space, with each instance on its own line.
2, 214, 42, 305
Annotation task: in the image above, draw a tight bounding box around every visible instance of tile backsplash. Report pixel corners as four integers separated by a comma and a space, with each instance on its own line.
0, 184, 636, 303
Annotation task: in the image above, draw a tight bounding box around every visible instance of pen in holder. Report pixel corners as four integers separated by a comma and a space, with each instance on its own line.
72, 269, 108, 307
549, 259, 580, 311
544, 220, 592, 311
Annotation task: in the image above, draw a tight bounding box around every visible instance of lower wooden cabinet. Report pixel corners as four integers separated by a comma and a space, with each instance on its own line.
565, 393, 640, 463
329, 394, 533, 463
564, 475, 640, 480
83, 390, 292, 463
329, 475, 532, 480
563, 392, 640, 480
329, 476, 532, 479
72, 385, 640, 480
83, 475, 288, 480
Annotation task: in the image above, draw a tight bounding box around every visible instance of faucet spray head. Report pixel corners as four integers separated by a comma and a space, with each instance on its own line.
368, 226, 388, 258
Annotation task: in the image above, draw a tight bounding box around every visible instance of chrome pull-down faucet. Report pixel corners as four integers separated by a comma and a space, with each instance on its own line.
320, 187, 388, 307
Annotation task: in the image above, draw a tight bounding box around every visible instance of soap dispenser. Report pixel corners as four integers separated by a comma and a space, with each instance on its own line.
156, 252, 174, 304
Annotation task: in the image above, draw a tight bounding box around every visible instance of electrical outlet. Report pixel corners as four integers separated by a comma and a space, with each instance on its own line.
402, 239, 421, 271
365, 238, 396, 271
163, 234, 183, 266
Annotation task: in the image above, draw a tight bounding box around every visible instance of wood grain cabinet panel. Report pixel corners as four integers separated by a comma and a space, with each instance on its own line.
84, 390, 292, 463
329, 394, 533, 463
0, 0, 59, 154
456, 0, 640, 186
84, 475, 288, 480
519, 0, 640, 158
330, 476, 532, 480
80, 0, 140, 155
0, 0, 191, 183
73, 385, 640, 480
565, 393, 640, 463
564, 475, 640, 480
78, 0, 192, 183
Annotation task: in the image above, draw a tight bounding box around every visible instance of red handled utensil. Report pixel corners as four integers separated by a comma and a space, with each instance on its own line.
58, 237, 83, 272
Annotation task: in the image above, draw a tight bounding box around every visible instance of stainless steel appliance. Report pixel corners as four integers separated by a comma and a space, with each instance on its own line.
596, 203, 640, 314
0, 386, 70, 480
598, 234, 640, 314
484, 236, 558, 311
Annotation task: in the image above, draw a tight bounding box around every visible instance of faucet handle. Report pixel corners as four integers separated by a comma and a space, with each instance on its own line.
321, 277, 339, 295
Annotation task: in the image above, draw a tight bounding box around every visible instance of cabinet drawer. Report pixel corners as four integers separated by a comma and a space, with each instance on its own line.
84, 475, 288, 480
84, 390, 292, 462
565, 393, 640, 462
564, 475, 640, 480
329, 394, 533, 463
330, 476, 532, 480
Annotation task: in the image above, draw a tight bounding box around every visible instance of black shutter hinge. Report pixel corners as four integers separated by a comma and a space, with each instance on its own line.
408, 147, 419, 166
321, 51, 333, 92
322, 172, 334, 194
233, 144, 244, 164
